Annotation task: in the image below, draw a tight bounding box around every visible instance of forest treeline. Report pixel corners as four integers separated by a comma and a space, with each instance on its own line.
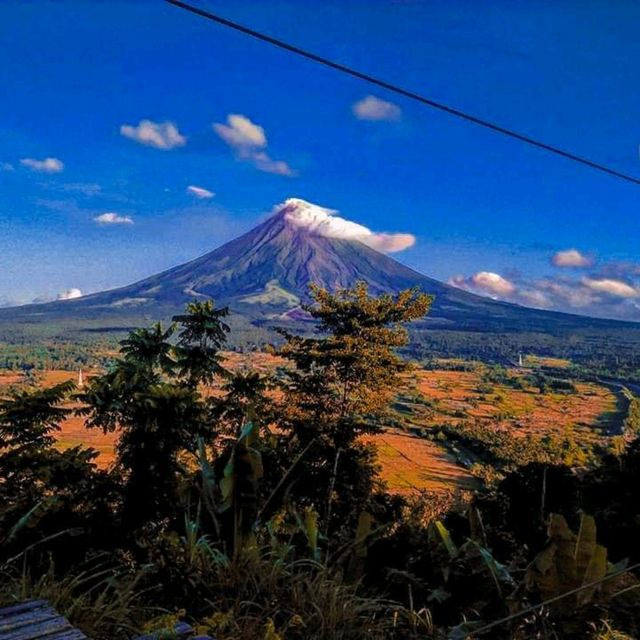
1, 284, 640, 639
2, 311, 640, 384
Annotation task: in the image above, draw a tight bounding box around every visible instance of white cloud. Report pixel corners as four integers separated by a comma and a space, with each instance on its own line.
57, 288, 83, 300
552, 249, 593, 268
213, 114, 294, 176
213, 114, 266, 149
581, 277, 640, 299
1, 162, 14, 172
20, 157, 64, 173
275, 198, 415, 253
353, 95, 402, 121
187, 185, 215, 199
94, 212, 134, 225
120, 119, 186, 150
517, 289, 551, 309
534, 278, 599, 308
449, 271, 516, 297
472, 272, 516, 296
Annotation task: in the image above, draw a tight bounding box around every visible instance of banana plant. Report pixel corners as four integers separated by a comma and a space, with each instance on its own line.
218, 421, 263, 555
525, 513, 619, 607
295, 506, 321, 561
427, 517, 515, 598
345, 511, 374, 582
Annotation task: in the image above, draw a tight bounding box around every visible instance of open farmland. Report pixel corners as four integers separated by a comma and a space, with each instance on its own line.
410, 367, 620, 439
0, 357, 626, 496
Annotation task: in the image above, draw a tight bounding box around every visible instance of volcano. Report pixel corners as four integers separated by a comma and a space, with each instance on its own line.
1, 199, 636, 338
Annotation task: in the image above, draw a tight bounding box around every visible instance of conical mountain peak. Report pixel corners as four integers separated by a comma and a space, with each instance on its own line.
1, 199, 627, 336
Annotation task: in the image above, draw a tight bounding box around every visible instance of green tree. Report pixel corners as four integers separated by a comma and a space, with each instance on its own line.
80, 302, 230, 531
275, 282, 432, 524
120, 322, 176, 374
173, 300, 230, 386
0, 381, 116, 558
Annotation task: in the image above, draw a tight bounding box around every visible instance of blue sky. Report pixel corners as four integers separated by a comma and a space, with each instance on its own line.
1, 0, 639, 319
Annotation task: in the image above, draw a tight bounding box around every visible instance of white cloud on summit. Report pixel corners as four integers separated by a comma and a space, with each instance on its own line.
120, 120, 186, 150
187, 185, 215, 199
20, 157, 64, 173
353, 95, 401, 121
552, 249, 593, 268
276, 198, 415, 253
213, 114, 294, 176
94, 212, 134, 225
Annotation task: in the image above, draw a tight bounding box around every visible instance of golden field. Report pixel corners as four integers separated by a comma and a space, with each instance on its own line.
0, 356, 622, 497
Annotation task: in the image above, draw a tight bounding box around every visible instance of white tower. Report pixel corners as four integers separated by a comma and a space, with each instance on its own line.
78, 369, 84, 388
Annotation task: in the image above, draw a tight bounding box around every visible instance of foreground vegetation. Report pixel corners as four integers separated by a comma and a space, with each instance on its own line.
1, 284, 640, 639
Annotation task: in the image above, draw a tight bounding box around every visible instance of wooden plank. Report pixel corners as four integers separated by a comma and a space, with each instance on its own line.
0, 601, 87, 640
0, 608, 59, 633
0, 602, 49, 618
0, 617, 72, 640
40, 631, 87, 640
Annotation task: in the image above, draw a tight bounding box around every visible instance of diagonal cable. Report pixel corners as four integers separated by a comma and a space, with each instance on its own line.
166, 0, 640, 186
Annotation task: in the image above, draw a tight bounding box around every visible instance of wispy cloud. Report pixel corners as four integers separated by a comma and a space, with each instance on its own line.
63, 182, 102, 196
94, 212, 134, 225
581, 277, 640, 298
120, 119, 186, 150
353, 95, 402, 121
595, 261, 640, 279
250, 152, 294, 177
20, 157, 64, 173
551, 248, 593, 268
1, 162, 14, 172
213, 114, 294, 176
187, 185, 215, 199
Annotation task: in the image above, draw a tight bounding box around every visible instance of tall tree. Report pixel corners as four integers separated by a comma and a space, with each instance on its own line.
81, 302, 230, 531
0, 381, 115, 557
275, 282, 432, 521
173, 300, 230, 386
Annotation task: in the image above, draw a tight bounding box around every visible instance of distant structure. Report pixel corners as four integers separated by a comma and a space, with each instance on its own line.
78, 369, 84, 388
518, 353, 524, 367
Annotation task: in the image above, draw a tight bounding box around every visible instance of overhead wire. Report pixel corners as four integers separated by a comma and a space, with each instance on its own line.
165, 0, 640, 186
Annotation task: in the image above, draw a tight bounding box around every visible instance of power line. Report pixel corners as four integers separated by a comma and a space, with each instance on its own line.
165, 0, 640, 186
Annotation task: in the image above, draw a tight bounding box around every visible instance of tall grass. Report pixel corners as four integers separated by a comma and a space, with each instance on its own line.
151, 516, 432, 640
0, 557, 151, 640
